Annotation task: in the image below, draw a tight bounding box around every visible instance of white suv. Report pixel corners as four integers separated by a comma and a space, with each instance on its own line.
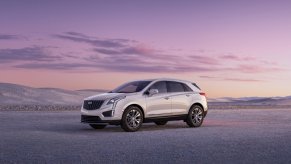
81, 78, 208, 132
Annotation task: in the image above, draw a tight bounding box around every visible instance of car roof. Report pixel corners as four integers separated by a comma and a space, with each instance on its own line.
137, 78, 194, 84
129, 78, 201, 91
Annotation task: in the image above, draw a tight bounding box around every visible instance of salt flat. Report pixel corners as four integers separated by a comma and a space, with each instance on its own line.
0, 109, 290, 164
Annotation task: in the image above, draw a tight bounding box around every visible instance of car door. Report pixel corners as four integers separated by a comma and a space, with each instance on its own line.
145, 81, 172, 117
167, 81, 193, 115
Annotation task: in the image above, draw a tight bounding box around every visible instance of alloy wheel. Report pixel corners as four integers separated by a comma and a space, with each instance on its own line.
126, 109, 142, 128
191, 107, 203, 125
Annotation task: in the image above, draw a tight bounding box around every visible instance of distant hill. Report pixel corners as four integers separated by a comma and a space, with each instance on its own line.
208, 96, 291, 106
76, 89, 109, 92
0, 82, 290, 107
0, 83, 105, 105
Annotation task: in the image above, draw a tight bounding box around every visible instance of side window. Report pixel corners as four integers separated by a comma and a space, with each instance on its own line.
149, 81, 167, 93
183, 83, 193, 92
167, 81, 185, 92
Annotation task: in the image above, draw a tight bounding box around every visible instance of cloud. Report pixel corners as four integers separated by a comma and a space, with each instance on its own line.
0, 34, 21, 40
219, 54, 255, 61
94, 63, 216, 73
199, 75, 218, 79
54, 32, 135, 48
93, 46, 154, 56
53, 32, 220, 72
0, 46, 61, 63
223, 78, 264, 82
235, 64, 282, 73
189, 55, 220, 65
199, 75, 264, 82
16, 57, 217, 73
93, 48, 121, 55
4, 31, 282, 75
220, 54, 241, 60
15, 63, 94, 70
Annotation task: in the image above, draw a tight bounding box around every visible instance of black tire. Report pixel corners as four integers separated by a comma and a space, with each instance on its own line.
154, 121, 168, 125
186, 105, 204, 127
121, 106, 143, 132
89, 124, 107, 129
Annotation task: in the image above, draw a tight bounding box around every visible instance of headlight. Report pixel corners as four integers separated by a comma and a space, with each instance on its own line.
107, 96, 126, 108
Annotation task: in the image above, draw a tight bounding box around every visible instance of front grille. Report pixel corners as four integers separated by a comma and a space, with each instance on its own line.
83, 100, 104, 110
81, 115, 101, 123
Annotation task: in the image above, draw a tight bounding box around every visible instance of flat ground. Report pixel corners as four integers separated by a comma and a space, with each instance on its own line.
0, 109, 291, 164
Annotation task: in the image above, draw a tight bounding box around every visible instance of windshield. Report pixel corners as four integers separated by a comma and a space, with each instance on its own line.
110, 81, 152, 93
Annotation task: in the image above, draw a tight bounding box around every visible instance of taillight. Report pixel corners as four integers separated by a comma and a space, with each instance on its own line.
199, 92, 206, 97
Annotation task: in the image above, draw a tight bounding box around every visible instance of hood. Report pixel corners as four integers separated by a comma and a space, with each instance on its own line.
85, 92, 137, 101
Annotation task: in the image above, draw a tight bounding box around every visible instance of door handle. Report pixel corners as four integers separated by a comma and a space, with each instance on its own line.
164, 97, 170, 100
186, 94, 190, 97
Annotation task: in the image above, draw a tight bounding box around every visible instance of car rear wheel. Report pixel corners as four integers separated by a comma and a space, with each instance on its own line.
89, 124, 107, 129
121, 106, 143, 132
154, 121, 168, 125
186, 105, 204, 127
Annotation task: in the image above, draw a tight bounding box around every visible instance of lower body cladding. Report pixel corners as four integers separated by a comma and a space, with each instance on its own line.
81, 109, 208, 125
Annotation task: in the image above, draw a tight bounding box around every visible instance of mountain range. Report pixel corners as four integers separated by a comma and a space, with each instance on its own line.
0, 82, 104, 105
208, 96, 291, 106
0, 82, 291, 106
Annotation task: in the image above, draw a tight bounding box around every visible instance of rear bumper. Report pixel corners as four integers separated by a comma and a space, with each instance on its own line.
81, 115, 121, 125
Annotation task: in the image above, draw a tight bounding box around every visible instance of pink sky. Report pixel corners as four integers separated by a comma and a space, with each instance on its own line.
0, 1, 291, 98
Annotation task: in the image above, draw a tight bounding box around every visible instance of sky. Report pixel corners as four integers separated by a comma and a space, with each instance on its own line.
0, 0, 291, 98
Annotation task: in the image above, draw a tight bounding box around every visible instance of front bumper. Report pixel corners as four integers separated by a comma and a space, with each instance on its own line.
81, 99, 124, 125
81, 102, 124, 121
81, 115, 121, 125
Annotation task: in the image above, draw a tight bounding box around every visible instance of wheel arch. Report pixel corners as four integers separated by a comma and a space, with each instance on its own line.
124, 104, 145, 119
190, 102, 204, 109
189, 102, 205, 116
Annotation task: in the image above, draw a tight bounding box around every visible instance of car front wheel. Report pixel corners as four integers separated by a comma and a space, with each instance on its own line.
121, 106, 143, 132
186, 105, 204, 127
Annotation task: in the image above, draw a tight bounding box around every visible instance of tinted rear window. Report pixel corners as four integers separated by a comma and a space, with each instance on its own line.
167, 81, 185, 92
183, 84, 193, 92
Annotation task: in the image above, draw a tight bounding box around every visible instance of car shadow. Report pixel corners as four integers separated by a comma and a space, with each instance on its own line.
32, 119, 228, 134
50, 123, 226, 134
37, 121, 199, 134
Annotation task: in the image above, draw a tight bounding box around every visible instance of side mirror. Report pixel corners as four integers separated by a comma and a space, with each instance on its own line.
148, 89, 159, 96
